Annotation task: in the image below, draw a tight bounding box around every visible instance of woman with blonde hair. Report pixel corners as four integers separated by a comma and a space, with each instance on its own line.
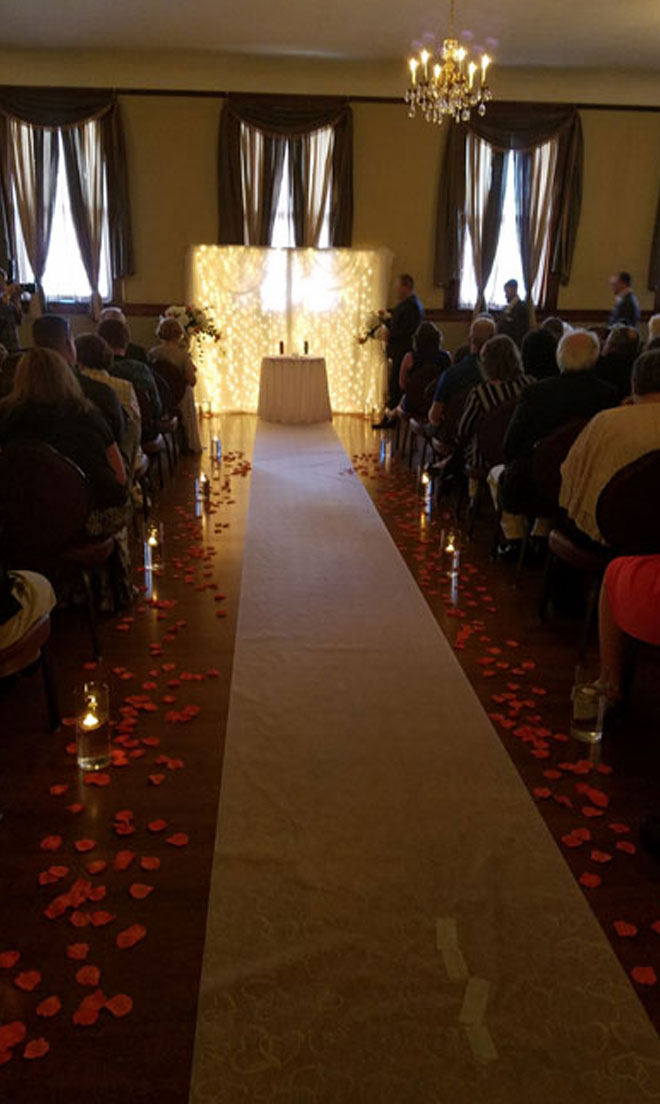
149, 317, 201, 453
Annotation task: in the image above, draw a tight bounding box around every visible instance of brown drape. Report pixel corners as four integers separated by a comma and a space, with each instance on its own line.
515, 139, 558, 321
239, 124, 287, 246
434, 103, 583, 303
464, 132, 506, 313
648, 187, 660, 294
290, 127, 334, 247
218, 95, 353, 247
62, 121, 106, 317
8, 119, 59, 306
0, 115, 14, 275
0, 86, 134, 281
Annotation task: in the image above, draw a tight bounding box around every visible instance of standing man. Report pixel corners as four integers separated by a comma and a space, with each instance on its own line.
0, 270, 23, 352
498, 279, 529, 348
372, 273, 423, 429
609, 271, 641, 328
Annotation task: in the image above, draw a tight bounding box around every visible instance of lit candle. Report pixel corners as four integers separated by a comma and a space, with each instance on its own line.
457, 47, 466, 72
468, 61, 477, 89
445, 533, 456, 555
409, 58, 418, 85
147, 529, 159, 548
81, 708, 100, 731
481, 53, 491, 83
420, 49, 429, 79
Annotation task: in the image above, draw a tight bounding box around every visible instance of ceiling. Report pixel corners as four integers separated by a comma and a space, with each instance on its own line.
2, 0, 659, 69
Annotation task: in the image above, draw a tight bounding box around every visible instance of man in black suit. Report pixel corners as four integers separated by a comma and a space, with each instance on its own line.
608, 271, 640, 328
372, 273, 423, 429
497, 279, 529, 348
32, 314, 125, 444
596, 324, 641, 401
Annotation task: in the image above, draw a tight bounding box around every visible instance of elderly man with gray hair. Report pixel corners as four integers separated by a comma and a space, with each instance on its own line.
427, 315, 497, 426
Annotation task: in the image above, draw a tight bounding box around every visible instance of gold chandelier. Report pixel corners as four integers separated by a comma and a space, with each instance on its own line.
404, 0, 493, 125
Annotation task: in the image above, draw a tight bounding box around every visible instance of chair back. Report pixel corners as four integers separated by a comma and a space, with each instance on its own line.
531, 417, 589, 509
0, 441, 92, 569
152, 370, 173, 417
150, 359, 186, 408
440, 387, 471, 448
596, 449, 660, 552
476, 396, 519, 469
135, 388, 159, 442
0, 351, 25, 397
404, 360, 445, 419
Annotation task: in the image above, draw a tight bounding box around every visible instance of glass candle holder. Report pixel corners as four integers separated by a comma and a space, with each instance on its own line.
75, 682, 110, 771
211, 436, 222, 463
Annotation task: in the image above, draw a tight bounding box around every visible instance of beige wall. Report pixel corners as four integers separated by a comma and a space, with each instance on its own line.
2, 48, 659, 349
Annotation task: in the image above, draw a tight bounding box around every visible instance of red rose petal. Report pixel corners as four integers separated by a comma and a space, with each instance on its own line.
578, 872, 602, 889
74, 839, 96, 854
90, 911, 116, 928
148, 819, 167, 833
113, 850, 136, 872
76, 965, 101, 987
590, 850, 612, 864
148, 774, 165, 786
85, 860, 107, 875
616, 840, 637, 855
23, 1038, 50, 1060
66, 943, 89, 960
0, 1022, 26, 1050
613, 921, 638, 938
532, 787, 551, 799
40, 835, 62, 852
166, 833, 189, 848
66, 803, 85, 815
87, 886, 106, 902
139, 856, 160, 871
129, 883, 153, 900
36, 996, 61, 1018
609, 822, 631, 834
116, 924, 147, 950
631, 966, 657, 986
49, 784, 69, 796
69, 911, 91, 928
0, 951, 20, 969
105, 994, 133, 1018
84, 772, 110, 787
14, 970, 41, 992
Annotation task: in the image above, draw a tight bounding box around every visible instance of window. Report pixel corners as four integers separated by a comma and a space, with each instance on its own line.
13, 130, 112, 302
459, 140, 554, 310
270, 130, 333, 249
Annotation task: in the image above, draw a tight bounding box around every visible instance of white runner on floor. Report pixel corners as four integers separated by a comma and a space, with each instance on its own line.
191, 422, 660, 1103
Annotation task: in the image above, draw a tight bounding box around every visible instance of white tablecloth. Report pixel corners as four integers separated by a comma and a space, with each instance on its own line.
257, 356, 332, 424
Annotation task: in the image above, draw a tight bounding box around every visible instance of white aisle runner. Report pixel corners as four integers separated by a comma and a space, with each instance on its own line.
191, 423, 660, 1103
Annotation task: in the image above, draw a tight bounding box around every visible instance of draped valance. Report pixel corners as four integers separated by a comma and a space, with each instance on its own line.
218, 95, 353, 248
435, 102, 583, 296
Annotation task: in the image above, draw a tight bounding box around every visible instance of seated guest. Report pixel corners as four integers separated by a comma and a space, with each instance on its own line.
100, 306, 149, 364
0, 348, 127, 510
149, 317, 202, 453
452, 335, 533, 470
608, 270, 640, 328
397, 322, 450, 419
428, 316, 496, 426
0, 563, 56, 656
97, 318, 162, 427
521, 328, 560, 381
503, 329, 617, 463
32, 315, 124, 444
0, 271, 22, 352
596, 555, 660, 704
76, 333, 143, 475
647, 314, 660, 348
497, 279, 529, 347
560, 350, 660, 544
541, 316, 566, 344
596, 325, 641, 401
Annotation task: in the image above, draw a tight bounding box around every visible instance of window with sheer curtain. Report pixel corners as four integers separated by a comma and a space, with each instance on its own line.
12, 123, 112, 302
459, 137, 556, 310
239, 122, 333, 249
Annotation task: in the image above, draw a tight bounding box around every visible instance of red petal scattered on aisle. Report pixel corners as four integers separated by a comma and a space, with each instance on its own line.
129, 883, 154, 900
66, 803, 85, 815
0, 951, 20, 969
105, 994, 133, 1018
49, 784, 69, 796
69, 912, 91, 928
532, 787, 551, 799
652, 921, 660, 936
73, 990, 107, 1027
616, 840, 636, 855
74, 839, 96, 854
85, 860, 107, 875
166, 833, 189, 847
87, 886, 106, 903
609, 822, 631, 834
84, 773, 110, 787
36, 996, 61, 1018
582, 806, 605, 818
90, 911, 116, 928
113, 850, 136, 871
14, 970, 41, 991
116, 924, 147, 950
139, 856, 160, 871
148, 819, 167, 833
0, 1022, 26, 1050
40, 835, 62, 852
578, 872, 602, 888
631, 966, 657, 986
66, 943, 89, 960
23, 1038, 50, 1060
75, 965, 100, 987
148, 774, 165, 786
613, 921, 638, 937
590, 850, 612, 863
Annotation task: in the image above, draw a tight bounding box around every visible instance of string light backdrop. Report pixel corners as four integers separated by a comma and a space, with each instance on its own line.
187, 246, 392, 414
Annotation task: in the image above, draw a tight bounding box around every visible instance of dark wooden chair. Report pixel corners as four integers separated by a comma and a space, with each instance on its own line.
0, 442, 118, 659
150, 358, 187, 409
151, 370, 180, 474
464, 395, 518, 536
0, 612, 59, 731
135, 389, 167, 490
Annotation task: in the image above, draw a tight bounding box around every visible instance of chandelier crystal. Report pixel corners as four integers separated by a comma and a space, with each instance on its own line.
404, 0, 493, 125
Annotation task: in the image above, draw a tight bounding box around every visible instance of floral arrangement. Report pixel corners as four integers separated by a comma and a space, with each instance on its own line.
357, 310, 389, 346
163, 305, 222, 345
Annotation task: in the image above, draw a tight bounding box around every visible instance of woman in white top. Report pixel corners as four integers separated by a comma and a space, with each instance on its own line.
148, 317, 202, 453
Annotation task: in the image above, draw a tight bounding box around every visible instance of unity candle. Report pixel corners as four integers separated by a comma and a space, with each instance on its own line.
75, 682, 110, 771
